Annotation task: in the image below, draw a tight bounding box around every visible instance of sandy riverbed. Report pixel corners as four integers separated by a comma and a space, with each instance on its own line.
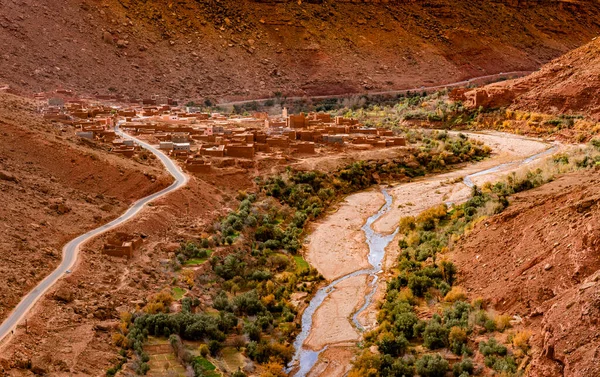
299, 132, 558, 377
304, 189, 385, 281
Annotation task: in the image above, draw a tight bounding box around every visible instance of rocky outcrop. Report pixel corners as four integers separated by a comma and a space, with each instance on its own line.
463, 38, 600, 119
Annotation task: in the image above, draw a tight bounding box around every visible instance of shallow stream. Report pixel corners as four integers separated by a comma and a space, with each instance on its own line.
288, 141, 560, 376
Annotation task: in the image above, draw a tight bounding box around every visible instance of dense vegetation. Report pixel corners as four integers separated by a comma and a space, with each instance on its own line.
108, 132, 491, 376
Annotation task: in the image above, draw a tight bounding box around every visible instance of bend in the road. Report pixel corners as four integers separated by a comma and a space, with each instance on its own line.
0, 121, 188, 345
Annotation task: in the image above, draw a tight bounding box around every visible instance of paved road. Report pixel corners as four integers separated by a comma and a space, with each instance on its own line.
0, 121, 188, 344
217, 71, 532, 107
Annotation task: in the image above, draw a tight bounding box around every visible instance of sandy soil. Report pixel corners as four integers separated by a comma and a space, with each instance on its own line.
304, 189, 385, 281
304, 274, 367, 350
307, 347, 355, 377
302, 131, 558, 377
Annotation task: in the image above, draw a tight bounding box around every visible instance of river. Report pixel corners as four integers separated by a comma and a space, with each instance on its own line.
288, 132, 561, 377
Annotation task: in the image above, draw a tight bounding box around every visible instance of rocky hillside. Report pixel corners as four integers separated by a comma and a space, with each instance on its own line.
463, 37, 600, 120
1, 0, 600, 102
452, 169, 600, 377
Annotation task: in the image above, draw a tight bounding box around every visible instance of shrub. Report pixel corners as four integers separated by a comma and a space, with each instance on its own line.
408, 274, 434, 297
479, 338, 507, 357
423, 321, 449, 349
208, 339, 222, 356
448, 326, 468, 355
452, 358, 474, 376
494, 314, 512, 332
484, 318, 497, 332
445, 287, 467, 302
513, 330, 532, 353
377, 331, 409, 357
415, 354, 449, 377
199, 344, 209, 357
244, 322, 261, 342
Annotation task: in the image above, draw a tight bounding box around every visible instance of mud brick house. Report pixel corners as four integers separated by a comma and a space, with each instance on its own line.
172, 132, 190, 143
287, 113, 307, 128
307, 112, 332, 123
335, 116, 359, 126
159, 141, 174, 151
76, 131, 94, 139
292, 141, 316, 154
112, 145, 136, 157
226, 144, 255, 158
267, 137, 290, 148
388, 137, 406, 146
255, 143, 271, 153
172, 142, 191, 152
266, 119, 286, 128
377, 129, 394, 137
323, 135, 345, 145
103, 233, 144, 258
200, 145, 225, 157
185, 156, 212, 173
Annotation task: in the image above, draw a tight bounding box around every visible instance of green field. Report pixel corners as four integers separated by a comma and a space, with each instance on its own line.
194, 357, 220, 377
294, 255, 310, 271
172, 287, 186, 300
184, 250, 213, 266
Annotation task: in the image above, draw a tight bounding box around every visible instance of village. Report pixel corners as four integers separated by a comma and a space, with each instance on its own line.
41, 92, 407, 176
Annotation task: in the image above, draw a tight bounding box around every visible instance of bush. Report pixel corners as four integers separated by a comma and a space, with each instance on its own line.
391, 311, 418, 340
408, 274, 434, 297
377, 332, 409, 357
208, 339, 222, 356
512, 330, 532, 353
494, 314, 512, 332
448, 326, 467, 355
199, 344, 209, 357
444, 287, 467, 302
484, 318, 497, 332
423, 321, 449, 350
452, 358, 474, 376
479, 338, 507, 357
415, 354, 449, 377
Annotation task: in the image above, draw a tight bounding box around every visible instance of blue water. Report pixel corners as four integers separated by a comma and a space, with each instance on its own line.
287, 188, 398, 376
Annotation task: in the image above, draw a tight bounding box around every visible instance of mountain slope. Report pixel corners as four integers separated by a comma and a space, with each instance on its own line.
452, 169, 600, 377
1, 0, 600, 101
463, 37, 600, 120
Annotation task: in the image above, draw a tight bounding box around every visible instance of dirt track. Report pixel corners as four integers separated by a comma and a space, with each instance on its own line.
300, 131, 558, 377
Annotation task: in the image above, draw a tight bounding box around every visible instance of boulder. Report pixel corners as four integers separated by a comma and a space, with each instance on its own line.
102, 31, 113, 44
0, 170, 18, 183
54, 287, 74, 303
30, 357, 49, 375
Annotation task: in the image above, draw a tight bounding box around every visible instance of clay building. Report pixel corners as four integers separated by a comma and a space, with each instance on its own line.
292, 142, 316, 154
201, 145, 226, 157
103, 233, 144, 258
172, 132, 190, 143
226, 144, 255, 159
287, 113, 307, 128
185, 156, 212, 173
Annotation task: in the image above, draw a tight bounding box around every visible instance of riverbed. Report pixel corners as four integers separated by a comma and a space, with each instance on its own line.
287, 131, 561, 377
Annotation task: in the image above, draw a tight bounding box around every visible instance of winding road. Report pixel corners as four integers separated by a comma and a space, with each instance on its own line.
0, 121, 188, 344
